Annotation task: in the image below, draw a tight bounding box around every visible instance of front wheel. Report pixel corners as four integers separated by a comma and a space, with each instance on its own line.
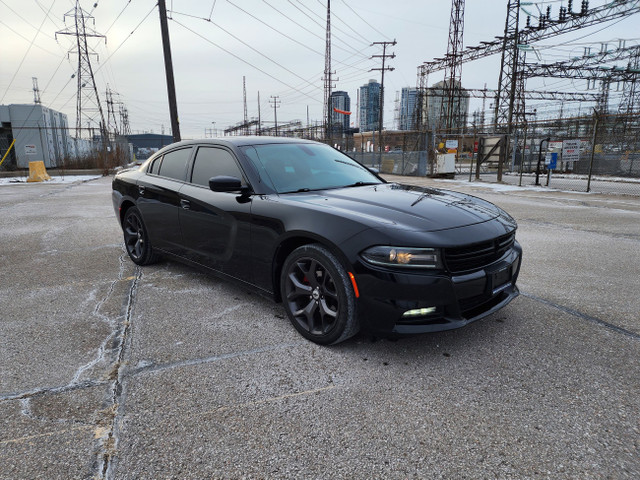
122, 206, 160, 265
281, 244, 358, 345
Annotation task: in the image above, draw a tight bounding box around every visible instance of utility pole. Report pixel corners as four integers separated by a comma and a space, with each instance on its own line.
158, 0, 181, 142
371, 40, 397, 156
270, 95, 280, 136
257, 91, 261, 135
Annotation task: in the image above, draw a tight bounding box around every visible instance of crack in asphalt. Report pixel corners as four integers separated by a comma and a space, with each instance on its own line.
0, 379, 107, 403
128, 342, 306, 378
73, 253, 130, 385
522, 292, 640, 340
96, 258, 141, 480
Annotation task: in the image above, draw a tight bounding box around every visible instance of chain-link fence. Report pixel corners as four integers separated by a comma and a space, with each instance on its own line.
344, 113, 640, 196
474, 112, 640, 195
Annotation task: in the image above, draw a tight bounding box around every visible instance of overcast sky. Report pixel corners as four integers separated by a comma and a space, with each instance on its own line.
1, 0, 639, 138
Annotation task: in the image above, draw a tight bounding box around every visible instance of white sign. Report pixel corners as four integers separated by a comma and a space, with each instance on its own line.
25, 145, 37, 155
445, 139, 458, 149
562, 139, 581, 162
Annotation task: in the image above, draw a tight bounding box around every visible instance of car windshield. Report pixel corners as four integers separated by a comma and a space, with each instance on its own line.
241, 143, 383, 193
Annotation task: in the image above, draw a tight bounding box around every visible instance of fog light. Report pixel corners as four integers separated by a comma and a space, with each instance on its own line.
402, 307, 437, 318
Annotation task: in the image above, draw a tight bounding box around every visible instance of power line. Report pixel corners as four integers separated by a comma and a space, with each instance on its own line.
169, 10, 320, 92
286, 0, 367, 56
0, 0, 57, 104
170, 18, 321, 102
296, 0, 370, 47
226, 0, 324, 57
314, 0, 372, 45
340, 0, 390, 41
261, 0, 366, 58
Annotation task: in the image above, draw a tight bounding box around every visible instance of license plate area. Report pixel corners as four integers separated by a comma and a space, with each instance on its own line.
491, 266, 512, 294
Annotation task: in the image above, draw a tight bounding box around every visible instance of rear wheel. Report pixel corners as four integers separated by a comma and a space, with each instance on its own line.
281, 244, 358, 345
122, 206, 159, 265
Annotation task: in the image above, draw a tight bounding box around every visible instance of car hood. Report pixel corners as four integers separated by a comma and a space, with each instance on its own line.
284, 183, 515, 232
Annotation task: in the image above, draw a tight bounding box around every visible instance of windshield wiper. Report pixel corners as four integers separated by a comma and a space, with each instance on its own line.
280, 187, 311, 194
342, 181, 380, 188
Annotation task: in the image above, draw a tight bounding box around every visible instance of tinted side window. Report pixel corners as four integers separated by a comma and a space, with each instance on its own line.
158, 147, 191, 181
191, 147, 244, 187
149, 156, 161, 175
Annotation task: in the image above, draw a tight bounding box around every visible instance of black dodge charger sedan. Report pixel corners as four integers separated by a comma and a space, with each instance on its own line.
112, 137, 521, 345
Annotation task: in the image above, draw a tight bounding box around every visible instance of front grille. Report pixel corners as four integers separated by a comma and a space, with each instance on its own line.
444, 232, 515, 273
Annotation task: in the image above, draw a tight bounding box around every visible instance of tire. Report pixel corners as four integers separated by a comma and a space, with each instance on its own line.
280, 244, 358, 345
122, 206, 160, 265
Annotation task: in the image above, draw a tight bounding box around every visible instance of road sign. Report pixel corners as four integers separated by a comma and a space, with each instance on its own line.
545, 152, 558, 169
562, 139, 581, 162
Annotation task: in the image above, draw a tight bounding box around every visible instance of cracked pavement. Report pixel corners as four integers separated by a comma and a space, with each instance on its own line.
0, 176, 638, 479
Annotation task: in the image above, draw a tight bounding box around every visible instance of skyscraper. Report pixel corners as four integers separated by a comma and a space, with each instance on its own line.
359, 79, 380, 132
423, 80, 470, 131
330, 91, 351, 133
399, 87, 418, 131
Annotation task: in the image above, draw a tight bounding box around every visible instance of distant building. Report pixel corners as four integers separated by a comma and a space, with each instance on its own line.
399, 87, 419, 131
0, 104, 90, 168
423, 80, 470, 131
126, 133, 173, 160
329, 91, 351, 133
359, 79, 381, 132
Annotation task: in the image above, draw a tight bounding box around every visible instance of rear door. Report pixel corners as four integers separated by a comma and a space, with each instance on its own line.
178, 146, 254, 284
136, 146, 192, 254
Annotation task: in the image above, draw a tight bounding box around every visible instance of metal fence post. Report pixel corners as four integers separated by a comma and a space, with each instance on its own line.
519, 122, 527, 186
587, 110, 600, 193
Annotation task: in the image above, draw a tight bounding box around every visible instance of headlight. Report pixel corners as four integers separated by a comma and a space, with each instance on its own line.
361, 246, 442, 269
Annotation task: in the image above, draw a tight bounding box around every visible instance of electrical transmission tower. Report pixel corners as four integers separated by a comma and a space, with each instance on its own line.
322, 0, 335, 138
32, 77, 41, 104
119, 104, 131, 137
494, 0, 524, 133
419, 0, 640, 133
105, 85, 120, 137
270, 96, 281, 136
618, 46, 640, 116
439, 0, 465, 132
56, 1, 108, 143
243, 76, 249, 135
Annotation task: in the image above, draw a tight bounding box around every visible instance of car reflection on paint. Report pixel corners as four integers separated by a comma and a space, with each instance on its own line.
112, 137, 521, 345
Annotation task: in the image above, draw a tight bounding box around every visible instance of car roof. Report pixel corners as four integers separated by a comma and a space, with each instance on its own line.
158, 136, 322, 150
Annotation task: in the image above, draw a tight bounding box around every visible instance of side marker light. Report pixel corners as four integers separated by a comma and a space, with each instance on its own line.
347, 272, 360, 298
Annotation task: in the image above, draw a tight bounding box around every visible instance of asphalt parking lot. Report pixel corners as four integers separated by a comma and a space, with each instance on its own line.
0, 175, 638, 479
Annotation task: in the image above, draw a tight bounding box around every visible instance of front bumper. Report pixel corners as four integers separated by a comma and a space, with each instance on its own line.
354, 242, 522, 336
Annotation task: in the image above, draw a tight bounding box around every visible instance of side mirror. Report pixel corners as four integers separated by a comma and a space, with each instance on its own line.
368, 167, 380, 174
209, 176, 251, 195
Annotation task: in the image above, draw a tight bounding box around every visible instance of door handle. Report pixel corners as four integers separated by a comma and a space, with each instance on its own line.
180, 199, 191, 210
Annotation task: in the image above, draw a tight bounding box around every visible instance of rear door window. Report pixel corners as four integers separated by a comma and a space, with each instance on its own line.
158, 147, 192, 181
148, 156, 161, 175
191, 147, 245, 187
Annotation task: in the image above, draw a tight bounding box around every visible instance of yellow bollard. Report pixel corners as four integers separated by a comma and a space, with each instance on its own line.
26, 161, 52, 183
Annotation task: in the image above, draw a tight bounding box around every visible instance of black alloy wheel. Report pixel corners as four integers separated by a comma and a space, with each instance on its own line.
281, 244, 358, 345
122, 207, 159, 265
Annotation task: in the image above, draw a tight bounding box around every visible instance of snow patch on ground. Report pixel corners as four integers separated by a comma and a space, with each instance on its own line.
0, 175, 102, 185
436, 179, 573, 193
